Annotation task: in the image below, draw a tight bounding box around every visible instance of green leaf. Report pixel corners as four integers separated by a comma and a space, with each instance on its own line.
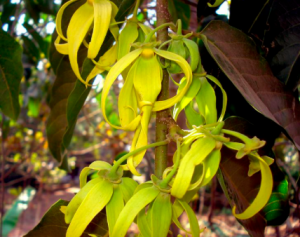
201, 20, 300, 150
46, 47, 86, 164
24, 199, 109, 237
3, 187, 36, 237
23, 22, 50, 56
22, 35, 40, 65
168, 0, 191, 29
0, 30, 23, 120
218, 117, 289, 236
1, 2, 17, 25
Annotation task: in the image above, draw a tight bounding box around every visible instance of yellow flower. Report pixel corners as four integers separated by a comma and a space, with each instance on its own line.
101, 44, 192, 175
55, 0, 118, 85
64, 161, 137, 237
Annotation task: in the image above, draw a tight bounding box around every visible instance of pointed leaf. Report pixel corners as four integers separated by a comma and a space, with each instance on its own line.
0, 30, 23, 120
24, 199, 109, 237
201, 20, 300, 150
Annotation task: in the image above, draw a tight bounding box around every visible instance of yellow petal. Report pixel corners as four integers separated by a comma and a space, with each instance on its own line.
106, 186, 124, 236
153, 49, 192, 111
56, 0, 79, 41
67, 2, 94, 85
66, 179, 113, 237
54, 35, 69, 55
88, 0, 112, 59
109, 1, 119, 41
101, 49, 142, 130
118, 62, 138, 127
127, 106, 152, 175
118, 21, 139, 60
232, 154, 273, 220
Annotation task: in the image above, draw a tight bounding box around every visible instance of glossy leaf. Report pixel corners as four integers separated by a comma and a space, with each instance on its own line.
0, 30, 23, 120
201, 20, 300, 150
24, 199, 108, 237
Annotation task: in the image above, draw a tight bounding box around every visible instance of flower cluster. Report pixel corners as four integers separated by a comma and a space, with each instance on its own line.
55, 0, 274, 236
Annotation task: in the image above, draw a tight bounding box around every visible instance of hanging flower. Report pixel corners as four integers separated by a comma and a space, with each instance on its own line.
101, 43, 192, 175
54, 0, 119, 85
62, 161, 137, 237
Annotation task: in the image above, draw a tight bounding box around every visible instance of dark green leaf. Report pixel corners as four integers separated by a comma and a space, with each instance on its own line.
22, 35, 40, 64
168, 0, 191, 30
23, 22, 50, 56
218, 117, 289, 236
24, 199, 109, 237
46, 47, 85, 164
24, 0, 40, 24
0, 30, 23, 120
201, 20, 300, 150
1, 3, 17, 25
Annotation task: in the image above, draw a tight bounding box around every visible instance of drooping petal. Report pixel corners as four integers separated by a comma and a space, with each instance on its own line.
127, 107, 151, 176
171, 137, 216, 198
133, 53, 162, 102
137, 208, 151, 237
182, 38, 200, 72
177, 200, 201, 237
54, 36, 69, 55
88, 0, 112, 59
67, 2, 94, 85
118, 21, 139, 60
118, 62, 138, 127
208, 0, 224, 7
206, 75, 227, 122
111, 186, 160, 237
86, 44, 118, 83
150, 193, 172, 237
232, 154, 273, 220
173, 76, 201, 121
101, 49, 142, 130
200, 149, 221, 187
56, 0, 80, 41
185, 101, 204, 128
109, 1, 119, 41
153, 49, 192, 111
66, 179, 113, 237
65, 177, 102, 224
119, 177, 138, 202
195, 77, 217, 124
106, 185, 124, 236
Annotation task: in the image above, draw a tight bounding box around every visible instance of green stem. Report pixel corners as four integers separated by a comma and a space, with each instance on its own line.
155, 0, 170, 179
109, 140, 169, 176
160, 139, 181, 188
132, 0, 141, 19
221, 129, 253, 143
177, 19, 182, 35
144, 23, 175, 43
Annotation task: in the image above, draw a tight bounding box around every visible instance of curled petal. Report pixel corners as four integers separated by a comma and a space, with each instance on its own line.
111, 187, 160, 237
118, 21, 139, 60
54, 36, 68, 55
88, 0, 112, 59
65, 177, 102, 224
153, 49, 192, 111
67, 179, 113, 237
232, 154, 273, 220
101, 49, 142, 130
56, 0, 79, 41
67, 2, 94, 85
173, 76, 201, 121
106, 186, 124, 236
